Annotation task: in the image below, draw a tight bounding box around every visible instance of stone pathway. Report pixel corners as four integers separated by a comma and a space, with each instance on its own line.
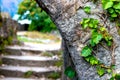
0, 42, 62, 80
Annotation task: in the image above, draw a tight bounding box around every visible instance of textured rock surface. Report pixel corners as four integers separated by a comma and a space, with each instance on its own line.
36, 0, 120, 80
0, 13, 20, 45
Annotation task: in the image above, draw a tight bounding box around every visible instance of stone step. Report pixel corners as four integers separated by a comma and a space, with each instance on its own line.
0, 77, 60, 80
0, 66, 61, 78
0, 77, 38, 80
5, 45, 61, 56
2, 55, 60, 67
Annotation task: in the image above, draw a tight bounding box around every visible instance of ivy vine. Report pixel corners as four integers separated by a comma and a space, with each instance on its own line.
64, 0, 120, 79
102, 0, 120, 21
80, 18, 113, 76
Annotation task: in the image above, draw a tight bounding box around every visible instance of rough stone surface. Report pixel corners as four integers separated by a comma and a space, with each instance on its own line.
5, 43, 61, 55
2, 55, 60, 67
0, 17, 20, 45
36, 0, 120, 80
0, 65, 60, 77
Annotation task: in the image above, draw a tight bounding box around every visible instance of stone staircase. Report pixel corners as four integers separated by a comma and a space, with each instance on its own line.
0, 43, 62, 80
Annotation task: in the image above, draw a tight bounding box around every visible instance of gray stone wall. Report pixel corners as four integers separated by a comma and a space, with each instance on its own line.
36, 0, 120, 80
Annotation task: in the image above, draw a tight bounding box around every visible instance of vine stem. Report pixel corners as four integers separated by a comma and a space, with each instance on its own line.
111, 41, 118, 73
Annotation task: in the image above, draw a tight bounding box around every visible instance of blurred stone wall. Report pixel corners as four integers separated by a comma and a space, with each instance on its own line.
0, 12, 20, 47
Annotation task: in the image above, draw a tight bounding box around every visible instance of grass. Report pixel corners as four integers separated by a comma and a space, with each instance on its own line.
24, 71, 33, 78
17, 36, 43, 43
40, 52, 54, 57
17, 31, 61, 43
48, 72, 61, 79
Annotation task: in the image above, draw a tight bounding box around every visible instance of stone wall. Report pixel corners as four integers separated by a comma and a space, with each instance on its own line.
36, 0, 120, 80
0, 13, 20, 50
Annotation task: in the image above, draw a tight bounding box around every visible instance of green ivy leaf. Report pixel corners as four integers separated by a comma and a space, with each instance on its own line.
89, 19, 99, 28
89, 39, 96, 47
92, 32, 103, 44
115, 9, 120, 14
84, 18, 90, 23
90, 56, 99, 65
84, 6, 91, 14
85, 55, 99, 65
113, 3, 120, 9
80, 18, 90, 29
107, 41, 112, 46
103, 2, 113, 9
108, 8, 114, 14
115, 74, 120, 80
96, 66, 105, 76
100, 27, 106, 32
110, 77, 114, 80
64, 66, 76, 78
82, 23, 89, 29
81, 46, 92, 57
111, 12, 117, 17
107, 69, 112, 73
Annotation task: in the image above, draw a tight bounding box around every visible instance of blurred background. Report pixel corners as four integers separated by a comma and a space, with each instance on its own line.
0, 0, 62, 80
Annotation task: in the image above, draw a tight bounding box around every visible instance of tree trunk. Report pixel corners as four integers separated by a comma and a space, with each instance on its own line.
35, 0, 120, 80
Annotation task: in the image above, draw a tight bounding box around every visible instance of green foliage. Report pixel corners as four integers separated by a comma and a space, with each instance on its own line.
0, 36, 13, 51
55, 60, 63, 67
80, 18, 113, 77
107, 69, 112, 73
115, 74, 120, 80
81, 46, 92, 57
110, 74, 120, 80
96, 66, 105, 76
64, 66, 76, 79
24, 71, 33, 78
85, 55, 99, 65
91, 31, 103, 45
102, 0, 120, 20
80, 18, 99, 29
18, 0, 56, 32
84, 6, 91, 14
48, 72, 60, 79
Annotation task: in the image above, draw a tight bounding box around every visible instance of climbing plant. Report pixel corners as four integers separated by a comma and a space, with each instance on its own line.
64, 0, 120, 79
80, 18, 113, 76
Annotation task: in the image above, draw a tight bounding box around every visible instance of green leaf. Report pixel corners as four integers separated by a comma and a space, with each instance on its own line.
111, 12, 117, 17
81, 46, 92, 57
104, 35, 112, 42
80, 18, 90, 29
89, 56, 99, 65
89, 39, 96, 47
110, 77, 114, 80
100, 27, 106, 32
107, 69, 112, 73
89, 19, 99, 28
64, 66, 76, 78
82, 23, 89, 29
113, 3, 120, 9
96, 66, 105, 76
89, 23, 94, 28
107, 41, 112, 46
115, 9, 120, 14
115, 74, 120, 80
92, 32, 103, 44
85, 55, 99, 65
108, 8, 114, 13
84, 18, 90, 23
85, 56, 90, 62
84, 6, 91, 14
103, 2, 113, 9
